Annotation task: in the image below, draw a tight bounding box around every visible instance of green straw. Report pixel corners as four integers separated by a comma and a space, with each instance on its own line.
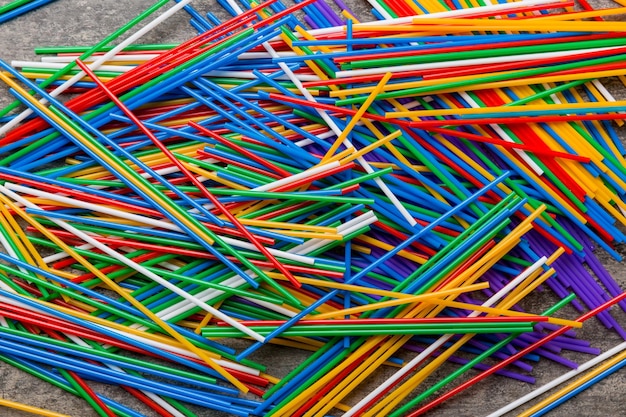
202, 322, 534, 337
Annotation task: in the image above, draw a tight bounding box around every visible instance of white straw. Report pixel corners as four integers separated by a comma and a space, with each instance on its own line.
252, 161, 341, 191
42, 243, 95, 264
486, 341, 626, 417
11, 61, 133, 73
41, 54, 160, 63
5, 182, 180, 231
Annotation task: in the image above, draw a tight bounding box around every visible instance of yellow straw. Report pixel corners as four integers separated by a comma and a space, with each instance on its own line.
311, 282, 490, 319
0, 398, 72, 417
335, 130, 402, 165
321, 72, 393, 163
385, 100, 626, 118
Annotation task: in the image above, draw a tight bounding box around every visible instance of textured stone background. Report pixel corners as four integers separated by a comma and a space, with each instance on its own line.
0, 0, 625, 416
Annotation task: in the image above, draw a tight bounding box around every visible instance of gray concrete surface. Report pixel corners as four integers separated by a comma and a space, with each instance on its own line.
0, 0, 625, 416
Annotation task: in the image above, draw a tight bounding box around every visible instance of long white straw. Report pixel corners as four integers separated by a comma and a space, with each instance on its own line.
41, 55, 160, 63
252, 161, 341, 191
486, 341, 626, 417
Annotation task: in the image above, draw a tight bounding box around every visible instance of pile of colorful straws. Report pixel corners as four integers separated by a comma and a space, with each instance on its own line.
1, 0, 626, 415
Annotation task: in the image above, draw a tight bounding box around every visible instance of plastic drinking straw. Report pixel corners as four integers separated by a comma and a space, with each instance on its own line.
408, 16, 626, 32
0, 11, 265, 146
386, 100, 626, 118
57, 367, 116, 417
0, 353, 144, 417
332, 56, 626, 102
0, 62, 287, 292
265, 204, 535, 416
369, 255, 565, 416
244, 6, 417, 228
0, 327, 238, 396
355, 294, 578, 416
336, 226, 536, 394
0, 286, 227, 378
266, 91, 590, 162
0, 340, 255, 414
203, 323, 535, 337
0, 397, 72, 417
214, 316, 550, 326
312, 223, 545, 410
0, 0, 41, 15
0, 307, 227, 387
407, 284, 626, 416
321, 72, 393, 162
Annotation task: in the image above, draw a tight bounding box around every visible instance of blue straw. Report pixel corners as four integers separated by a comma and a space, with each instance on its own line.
0, 0, 57, 24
